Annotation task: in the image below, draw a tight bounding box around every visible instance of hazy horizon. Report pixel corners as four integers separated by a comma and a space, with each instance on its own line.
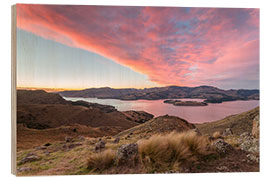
16, 84, 260, 92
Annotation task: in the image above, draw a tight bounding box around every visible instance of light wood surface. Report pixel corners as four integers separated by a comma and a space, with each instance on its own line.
11, 4, 17, 175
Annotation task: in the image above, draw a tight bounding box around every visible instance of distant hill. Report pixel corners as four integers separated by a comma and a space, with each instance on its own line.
59, 85, 259, 103
17, 104, 138, 129
195, 106, 259, 135
18, 90, 69, 105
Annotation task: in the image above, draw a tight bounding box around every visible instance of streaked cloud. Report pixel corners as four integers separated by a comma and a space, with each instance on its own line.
17, 5, 259, 89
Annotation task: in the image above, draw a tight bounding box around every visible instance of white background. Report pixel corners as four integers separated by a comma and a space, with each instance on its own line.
0, 0, 269, 179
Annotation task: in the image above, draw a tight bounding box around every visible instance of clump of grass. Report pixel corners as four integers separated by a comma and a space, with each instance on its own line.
212, 131, 222, 139
138, 131, 212, 172
87, 149, 116, 171
86, 131, 215, 173
224, 135, 240, 148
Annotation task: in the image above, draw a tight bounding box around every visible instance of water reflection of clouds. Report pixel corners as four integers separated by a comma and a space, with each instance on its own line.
63, 97, 259, 123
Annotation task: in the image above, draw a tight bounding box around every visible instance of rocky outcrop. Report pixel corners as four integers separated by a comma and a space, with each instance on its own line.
238, 132, 259, 163
17, 167, 32, 173
19, 153, 40, 164
212, 139, 234, 154
239, 132, 259, 154
95, 140, 106, 151
116, 143, 138, 166
113, 137, 120, 144
223, 128, 233, 136
252, 115, 259, 139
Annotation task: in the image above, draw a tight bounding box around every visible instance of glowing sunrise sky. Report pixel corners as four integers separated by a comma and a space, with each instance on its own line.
16, 4, 259, 90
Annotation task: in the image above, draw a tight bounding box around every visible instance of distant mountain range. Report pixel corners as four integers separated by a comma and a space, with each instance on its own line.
59, 85, 259, 103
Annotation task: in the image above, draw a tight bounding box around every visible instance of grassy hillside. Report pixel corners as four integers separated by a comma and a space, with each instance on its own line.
117, 115, 195, 138
17, 124, 123, 151
16, 129, 259, 175
196, 107, 259, 135
16, 115, 199, 175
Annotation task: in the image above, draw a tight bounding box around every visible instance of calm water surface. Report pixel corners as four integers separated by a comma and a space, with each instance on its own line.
63, 97, 259, 123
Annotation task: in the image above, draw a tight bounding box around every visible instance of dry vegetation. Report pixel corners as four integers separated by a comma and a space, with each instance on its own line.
138, 131, 212, 172
86, 131, 214, 173
212, 131, 222, 139
16, 127, 259, 175
87, 149, 116, 172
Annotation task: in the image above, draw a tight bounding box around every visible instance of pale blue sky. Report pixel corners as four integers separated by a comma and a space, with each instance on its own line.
17, 29, 158, 89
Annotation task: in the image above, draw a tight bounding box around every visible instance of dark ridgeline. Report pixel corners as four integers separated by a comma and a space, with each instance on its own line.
59, 85, 259, 103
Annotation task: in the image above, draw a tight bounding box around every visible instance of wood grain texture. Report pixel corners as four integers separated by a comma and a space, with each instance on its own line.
11, 4, 17, 175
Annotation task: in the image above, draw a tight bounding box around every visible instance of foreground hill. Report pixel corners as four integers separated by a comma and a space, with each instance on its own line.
17, 90, 154, 149
196, 107, 259, 135
16, 111, 259, 175
59, 85, 259, 103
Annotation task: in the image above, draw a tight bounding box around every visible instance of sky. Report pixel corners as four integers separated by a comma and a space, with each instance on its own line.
16, 4, 259, 90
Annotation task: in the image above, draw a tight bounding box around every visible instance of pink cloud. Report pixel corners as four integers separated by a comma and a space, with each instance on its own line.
16, 5, 259, 89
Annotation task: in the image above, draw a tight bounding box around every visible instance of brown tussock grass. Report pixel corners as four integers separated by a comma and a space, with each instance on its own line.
138, 131, 212, 172
212, 131, 222, 139
87, 149, 116, 171
86, 131, 214, 173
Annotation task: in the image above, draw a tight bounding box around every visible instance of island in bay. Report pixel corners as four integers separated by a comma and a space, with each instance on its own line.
164, 99, 208, 106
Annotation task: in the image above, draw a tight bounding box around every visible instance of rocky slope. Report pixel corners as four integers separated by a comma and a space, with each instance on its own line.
59, 85, 259, 103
